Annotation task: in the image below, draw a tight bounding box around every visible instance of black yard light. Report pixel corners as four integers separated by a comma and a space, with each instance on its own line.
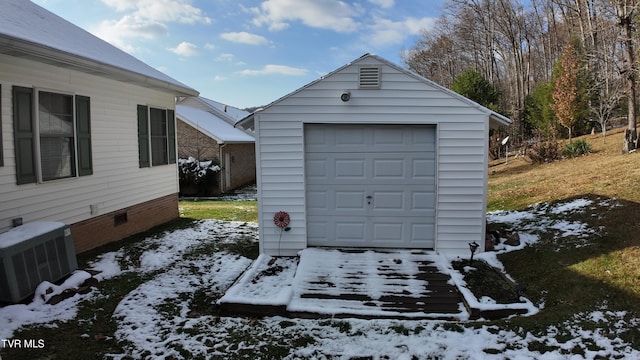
468, 241, 479, 265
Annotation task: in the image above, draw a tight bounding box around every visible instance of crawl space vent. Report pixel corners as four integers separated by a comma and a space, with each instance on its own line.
359, 66, 381, 89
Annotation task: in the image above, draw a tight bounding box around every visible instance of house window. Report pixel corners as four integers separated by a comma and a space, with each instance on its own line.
137, 105, 176, 168
12, 86, 92, 184
38, 91, 76, 180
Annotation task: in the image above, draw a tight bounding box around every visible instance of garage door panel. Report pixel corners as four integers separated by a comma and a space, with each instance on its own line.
336, 222, 367, 240
335, 159, 366, 178
335, 191, 367, 210
336, 127, 366, 146
373, 223, 403, 241
306, 159, 328, 179
307, 191, 328, 210
411, 223, 435, 243
307, 221, 328, 242
373, 159, 404, 178
372, 192, 403, 210
373, 127, 404, 145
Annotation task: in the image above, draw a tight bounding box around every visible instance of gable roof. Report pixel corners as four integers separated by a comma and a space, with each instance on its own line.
196, 97, 249, 125
176, 97, 254, 144
0, 0, 198, 97
236, 53, 512, 129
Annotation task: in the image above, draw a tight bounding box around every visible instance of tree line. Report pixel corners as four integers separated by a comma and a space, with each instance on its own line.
404, 0, 640, 154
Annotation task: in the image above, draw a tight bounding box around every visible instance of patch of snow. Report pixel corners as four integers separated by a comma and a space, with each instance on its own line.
488, 197, 606, 252
0, 270, 92, 340
114, 252, 252, 359
90, 250, 124, 281
218, 254, 296, 306
550, 198, 593, 214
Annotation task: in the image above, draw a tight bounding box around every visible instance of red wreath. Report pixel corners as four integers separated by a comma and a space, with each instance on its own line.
273, 211, 291, 228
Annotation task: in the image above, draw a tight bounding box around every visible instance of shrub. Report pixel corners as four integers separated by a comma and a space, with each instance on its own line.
178, 157, 220, 195
564, 139, 592, 158
528, 138, 561, 164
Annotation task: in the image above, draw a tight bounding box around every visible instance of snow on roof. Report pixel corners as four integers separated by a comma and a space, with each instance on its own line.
196, 97, 249, 123
176, 104, 254, 143
0, 0, 197, 97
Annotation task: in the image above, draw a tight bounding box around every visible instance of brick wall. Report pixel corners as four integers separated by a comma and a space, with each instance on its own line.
177, 119, 220, 161
70, 193, 179, 253
224, 143, 256, 191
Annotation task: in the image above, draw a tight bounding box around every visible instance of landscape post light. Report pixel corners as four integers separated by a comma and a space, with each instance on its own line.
468, 241, 479, 265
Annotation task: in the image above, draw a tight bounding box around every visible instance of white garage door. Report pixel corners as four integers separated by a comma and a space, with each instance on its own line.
305, 124, 436, 248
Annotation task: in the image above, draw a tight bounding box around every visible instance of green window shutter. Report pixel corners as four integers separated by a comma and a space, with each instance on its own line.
137, 105, 150, 168
12, 86, 36, 184
75, 95, 93, 176
0, 84, 3, 167
167, 109, 176, 164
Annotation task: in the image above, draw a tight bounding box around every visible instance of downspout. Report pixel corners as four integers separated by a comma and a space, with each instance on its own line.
219, 143, 228, 193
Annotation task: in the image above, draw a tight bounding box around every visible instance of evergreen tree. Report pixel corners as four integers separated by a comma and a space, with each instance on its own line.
524, 81, 556, 138
451, 69, 500, 113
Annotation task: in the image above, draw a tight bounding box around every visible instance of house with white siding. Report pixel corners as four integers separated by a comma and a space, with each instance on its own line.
237, 54, 511, 257
176, 96, 255, 195
0, 0, 198, 253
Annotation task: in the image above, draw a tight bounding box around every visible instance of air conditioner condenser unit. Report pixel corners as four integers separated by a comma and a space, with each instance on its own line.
0, 222, 78, 303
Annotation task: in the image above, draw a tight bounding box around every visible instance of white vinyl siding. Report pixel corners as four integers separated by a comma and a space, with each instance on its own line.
0, 53, 179, 232
254, 55, 498, 257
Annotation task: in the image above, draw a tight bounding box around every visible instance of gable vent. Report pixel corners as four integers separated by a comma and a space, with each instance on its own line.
359, 66, 381, 89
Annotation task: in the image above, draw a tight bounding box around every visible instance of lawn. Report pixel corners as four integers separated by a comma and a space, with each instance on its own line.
179, 199, 257, 222
1, 128, 640, 359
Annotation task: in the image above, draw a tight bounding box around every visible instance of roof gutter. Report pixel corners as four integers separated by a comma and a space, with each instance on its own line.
0, 35, 199, 97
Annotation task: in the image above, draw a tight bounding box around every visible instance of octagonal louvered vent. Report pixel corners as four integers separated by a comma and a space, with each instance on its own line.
359, 66, 381, 89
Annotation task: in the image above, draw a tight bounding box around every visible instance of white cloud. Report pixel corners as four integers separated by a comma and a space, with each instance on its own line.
367, 16, 436, 47
250, 0, 359, 33
215, 53, 235, 62
204, 43, 216, 50
92, 15, 168, 53
368, 0, 394, 8
220, 32, 269, 45
101, 0, 211, 24
169, 41, 198, 56
214, 75, 228, 81
94, 0, 210, 53
238, 64, 308, 76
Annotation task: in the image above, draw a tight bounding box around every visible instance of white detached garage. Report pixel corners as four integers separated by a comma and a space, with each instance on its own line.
238, 54, 511, 257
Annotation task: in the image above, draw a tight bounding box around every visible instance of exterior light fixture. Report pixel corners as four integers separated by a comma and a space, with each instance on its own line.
340, 91, 351, 102
468, 241, 479, 265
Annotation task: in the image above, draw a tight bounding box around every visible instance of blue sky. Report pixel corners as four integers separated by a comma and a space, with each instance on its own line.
33, 0, 445, 109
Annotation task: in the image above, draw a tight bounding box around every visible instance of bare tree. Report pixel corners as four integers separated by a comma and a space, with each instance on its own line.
405, 0, 635, 149
598, 0, 639, 152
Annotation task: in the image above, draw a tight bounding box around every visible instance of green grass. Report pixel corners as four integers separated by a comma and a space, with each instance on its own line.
179, 199, 257, 222
486, 128, 640, 347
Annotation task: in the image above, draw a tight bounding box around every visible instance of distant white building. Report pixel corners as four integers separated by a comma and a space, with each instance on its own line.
0, 0, 198, 252
237, 54, 511, 256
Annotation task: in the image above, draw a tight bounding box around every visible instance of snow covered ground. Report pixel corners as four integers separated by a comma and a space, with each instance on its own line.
1, 198, 639, 359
